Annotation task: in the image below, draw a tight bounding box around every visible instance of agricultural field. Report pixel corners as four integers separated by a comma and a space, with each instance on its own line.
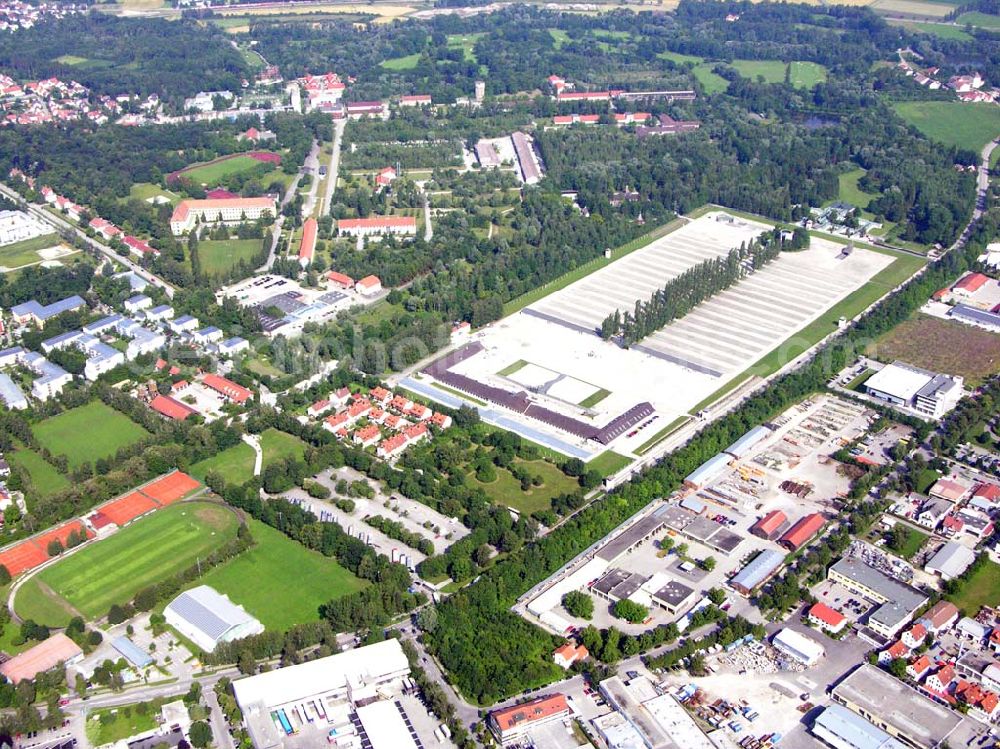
14, 502, 239, 626
177, 154, 276, 185
730, 60, 828, 88
693, 64, 729, 94
381, 52, 421, 70
211, 2, 414, 22
871, 0, 956, 17
194, 518, 367, 630
190, 428, 306, 485
867, 314, 1000, 385
7, 448, 70, 498
470, 458, 580, 516
32, 401, 149, 469
197, 238, 263, 277
893, 101, 1000, 152
0, 233, 64, 271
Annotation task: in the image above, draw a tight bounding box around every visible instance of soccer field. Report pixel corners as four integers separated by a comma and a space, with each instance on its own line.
197, 238, 263, 278
179, 155, 273, 185
14, 502, 239, 625
32, 401, 149, 469
193, 518, 366, 630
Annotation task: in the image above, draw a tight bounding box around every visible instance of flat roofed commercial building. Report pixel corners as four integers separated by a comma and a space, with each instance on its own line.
164, 585, 264, 652
831, 664, 964, 749
828, 558, 927, 638
597, 512, 667, 563
772, 627, 824, 666
599, 676, 715, 749
489, 693, 570, 746
812, 704, 908, 749
865, 362, 963, 419
355, 699, 419, 749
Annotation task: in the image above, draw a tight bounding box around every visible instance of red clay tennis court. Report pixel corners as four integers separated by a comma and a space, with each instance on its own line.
140, 471, 200, 506
0, 542, 47, 577
34, 521, 90, 556
100, 492, 158, 526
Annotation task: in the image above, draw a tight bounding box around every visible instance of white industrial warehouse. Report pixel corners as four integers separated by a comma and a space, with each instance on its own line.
164, 585, 263, 653
233, 639, 419, 749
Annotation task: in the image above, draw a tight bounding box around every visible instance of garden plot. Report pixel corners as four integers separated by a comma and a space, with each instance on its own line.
526, 211, 771, 335
636, 237, 893, 377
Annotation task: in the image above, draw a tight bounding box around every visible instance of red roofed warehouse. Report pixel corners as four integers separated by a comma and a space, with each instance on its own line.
954, 272, 990, 296
779, 513, 825, 551
1, 633, 83, 684
299, 217, 317, 267
750, 510, 787, 540
328, 271, 355, 289
201, 373, 253, 405
489, 694, 570, 745
337, 216, 416, 238
150, 394, 198, 421
808, 602, 847, 633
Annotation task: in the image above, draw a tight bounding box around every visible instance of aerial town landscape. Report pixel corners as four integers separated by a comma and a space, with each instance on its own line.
1, 0, 1000, 748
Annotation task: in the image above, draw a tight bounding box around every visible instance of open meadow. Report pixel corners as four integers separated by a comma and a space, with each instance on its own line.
894, 101, 1000, 152
194, 518, 366, 630
32, 401, 148, 469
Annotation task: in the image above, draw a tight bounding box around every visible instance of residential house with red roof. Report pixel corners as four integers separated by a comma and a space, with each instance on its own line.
553, 642, 588, 669
377, 433, 408, 459
201, 373, 252, 405
327, 271, 355, 289
808, 603, 847, 634
902, 623, 928, 650
908, 655, 933, 681
308, 399, 333, 418
879, 639, 910, 664
353, 424, 381, 448
431, 412, 452, 430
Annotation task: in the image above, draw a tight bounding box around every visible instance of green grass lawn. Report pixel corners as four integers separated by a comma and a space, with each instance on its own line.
636, 416, 689, 455
658, 50, 704, 65
15, 502, 239, 626
7, 448, 69, 498
196, 238, 263, 277
471, 459, 579, 515
189, 442, 255, 485
947, 560, 1000, 615
181, 155, 273, 185
85, 705, 158, 746
902, 20, 973, 38
190, 428, 305, 485
579, 388, 611, 408
587, 451, 632, 477
381, 53, 421, 70
129, 182, 180, 205
894, 101, 1000, 152
957, 10, 1000, 27
730, 60, 828, 89
195, 518, 366, 630
692, 64, 729, 94
845, 368, 876, 391
0, 233, 62, 270
890, 526, 928, 559
548, 28, 571, 48
54, 54, 90, 66
497, 360, 528, 376
33, 401, 148, 469
446, 32, 483, 62
836, 168, 876, 210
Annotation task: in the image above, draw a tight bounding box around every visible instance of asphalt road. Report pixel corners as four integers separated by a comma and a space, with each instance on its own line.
0, 181, 176, 298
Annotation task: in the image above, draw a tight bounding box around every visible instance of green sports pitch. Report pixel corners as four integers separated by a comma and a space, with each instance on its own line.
14, 502, 239, 626
32, 401, 149, 469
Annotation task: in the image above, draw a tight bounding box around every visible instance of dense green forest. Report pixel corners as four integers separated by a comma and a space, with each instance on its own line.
0, 15, 248, 101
